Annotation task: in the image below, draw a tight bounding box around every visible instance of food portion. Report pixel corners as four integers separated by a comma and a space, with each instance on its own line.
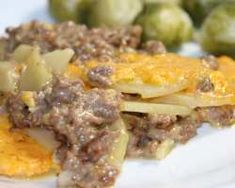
0, 21, 234, 188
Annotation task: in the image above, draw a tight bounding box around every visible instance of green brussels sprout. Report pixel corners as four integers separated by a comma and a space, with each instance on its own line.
136, 3, 193, 47
200, 2, 235, 57
183, 0, 234, 26
144, 0, 182, 5
87, 0, 143, 27
49, 0, 91, 22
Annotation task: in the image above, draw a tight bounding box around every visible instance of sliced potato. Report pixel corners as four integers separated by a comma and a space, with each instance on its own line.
152, 93, 235, 109
12, 45, 33, 63
155, 139, 175, 160
121, 101, 192, 116
0, 62, 18, 92
20, 91, 36, 108
26, 128, 59, 152
43, 49, 74, 74
19, 48, 52, 91
108, 118, 129, 168
114, 81, 188, 98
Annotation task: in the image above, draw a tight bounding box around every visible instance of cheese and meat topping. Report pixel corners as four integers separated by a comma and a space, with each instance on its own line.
0, 21, 234, 188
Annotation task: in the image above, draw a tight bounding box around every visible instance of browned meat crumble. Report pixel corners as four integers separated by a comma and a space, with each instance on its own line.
7, 77, 121, 188
0, 21, 167, 63
1, 21, 139, 61
123, 105, 234, 158
123, 112, 201, 158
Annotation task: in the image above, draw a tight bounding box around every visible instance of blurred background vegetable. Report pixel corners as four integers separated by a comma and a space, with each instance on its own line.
49, 0, 91, 22
136, 3, 193, 47
183, 0, 233, 26
199, 2, 235, 57
48, 0, 235, 56
87, 0, 143, 27
144, 0, 182, 5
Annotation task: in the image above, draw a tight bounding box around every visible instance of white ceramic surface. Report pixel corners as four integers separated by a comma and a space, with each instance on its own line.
0, 1, 235, 188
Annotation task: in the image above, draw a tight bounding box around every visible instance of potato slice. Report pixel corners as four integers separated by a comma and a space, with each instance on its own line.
26, 128, 59, 152
19, 48, 52, 91
121, 101, 192, 116
114, 81, 189, 98
0, 62, 18, 92
12, 44, 33, 63
43, 48, 74, 74
108, 118, 129, 167
152, 92, 235, 109
155, 139, 175, 160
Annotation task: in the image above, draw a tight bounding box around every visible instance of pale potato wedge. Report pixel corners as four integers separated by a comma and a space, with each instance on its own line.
151, 92, 235, 109
114, 81, 189, 98
43, 48, 74, 74
121, 101, 192, 116
108, 118, 129, 168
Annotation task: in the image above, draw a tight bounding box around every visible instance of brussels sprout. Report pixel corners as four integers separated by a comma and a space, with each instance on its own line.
49, 0, 91, 22
144, 0, 182, 5
136, 3, 193, 47
183, 0, 233, 26
199, 2, 235, 57
87, 0, 143, 27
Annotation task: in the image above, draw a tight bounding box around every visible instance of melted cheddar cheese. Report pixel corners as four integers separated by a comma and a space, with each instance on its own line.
81, 53, 235, 99
0, 115, 53, 177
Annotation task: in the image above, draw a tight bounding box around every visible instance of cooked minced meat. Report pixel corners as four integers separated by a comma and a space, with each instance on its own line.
1, 21, 167, 62
123, 105, 234, 158
1, 21, 141, 61
201, 55, 219, 70
7, 77, 121, 188
87, 65, 114, 88
196, 106, 235, 126
123, 113, 201, 158
141, 40, 167, 55
196, 77, 215, 93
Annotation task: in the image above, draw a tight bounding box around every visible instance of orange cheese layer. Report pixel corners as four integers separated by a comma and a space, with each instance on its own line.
81, 53, 235, 97
218, 56, 235, 89
85, 53, 204, 85
0, 115, 53, 178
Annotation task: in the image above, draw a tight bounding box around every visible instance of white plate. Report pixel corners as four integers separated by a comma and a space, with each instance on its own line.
0, 1, 235, 188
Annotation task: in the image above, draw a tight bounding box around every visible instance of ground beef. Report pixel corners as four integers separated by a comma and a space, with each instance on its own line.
123, 112, 202, 158
196, 106, 235, 126
87, 65, 114, 88
196, 77, 215, 92
123, 104, 235, 158
2, 21, 143, 62
201, 55, 219, 70
148, 114, 177, 129
1, 21, 168, 63
6, 77, 122, 188
142, 40, 167, 55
